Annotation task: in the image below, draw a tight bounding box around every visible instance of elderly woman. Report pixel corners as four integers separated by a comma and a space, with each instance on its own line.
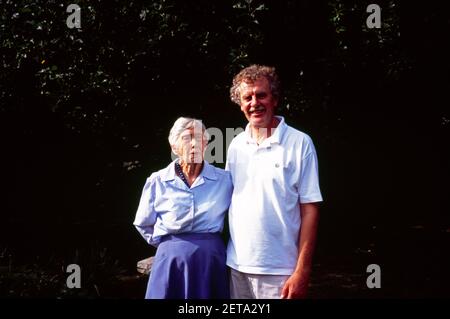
134, 117, 233, 299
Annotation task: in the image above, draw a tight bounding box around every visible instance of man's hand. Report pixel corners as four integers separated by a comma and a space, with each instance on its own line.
281, 272, 309, 299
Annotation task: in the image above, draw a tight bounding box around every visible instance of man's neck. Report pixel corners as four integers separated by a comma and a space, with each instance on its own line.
250, 117, 280, 144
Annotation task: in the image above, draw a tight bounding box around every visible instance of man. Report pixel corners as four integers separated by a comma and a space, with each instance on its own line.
225, 65, 323, 299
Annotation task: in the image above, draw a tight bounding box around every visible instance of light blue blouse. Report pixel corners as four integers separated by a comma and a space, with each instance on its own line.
134, 160, 233, 246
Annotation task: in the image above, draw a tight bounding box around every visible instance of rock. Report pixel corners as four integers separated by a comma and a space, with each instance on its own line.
137, 256, 154, 275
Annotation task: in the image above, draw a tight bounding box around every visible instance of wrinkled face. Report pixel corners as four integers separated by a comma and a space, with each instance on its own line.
175, 126, 207, 164
238, 77, 278, 129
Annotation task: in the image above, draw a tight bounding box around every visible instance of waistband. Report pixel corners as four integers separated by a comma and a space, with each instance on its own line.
160, 232, 221, 243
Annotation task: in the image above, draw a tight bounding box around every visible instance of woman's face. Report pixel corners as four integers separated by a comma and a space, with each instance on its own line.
176, 126, 207, 164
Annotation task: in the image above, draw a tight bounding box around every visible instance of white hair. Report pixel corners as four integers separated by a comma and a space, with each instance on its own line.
168, 117, 210, 154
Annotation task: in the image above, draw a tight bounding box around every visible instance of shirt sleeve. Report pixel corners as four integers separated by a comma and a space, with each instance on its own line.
298, 149, 323, 204
133, 174, 158, 246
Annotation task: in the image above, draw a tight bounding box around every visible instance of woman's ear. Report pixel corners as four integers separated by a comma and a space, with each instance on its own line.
171, 144, 178, 156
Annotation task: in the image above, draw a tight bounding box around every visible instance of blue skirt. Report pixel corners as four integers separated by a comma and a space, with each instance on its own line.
146, 232, 229, 299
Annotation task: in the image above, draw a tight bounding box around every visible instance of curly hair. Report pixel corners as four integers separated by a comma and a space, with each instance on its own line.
229, 65, 281, 105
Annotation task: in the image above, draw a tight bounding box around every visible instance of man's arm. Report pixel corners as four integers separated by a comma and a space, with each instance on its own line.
281, 202, 320, 299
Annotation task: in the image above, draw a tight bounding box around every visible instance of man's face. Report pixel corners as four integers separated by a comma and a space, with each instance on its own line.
238, 77, 278, 129
176, 126, 207, 164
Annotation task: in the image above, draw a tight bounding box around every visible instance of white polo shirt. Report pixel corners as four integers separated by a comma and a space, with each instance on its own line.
225, 116, 323, 275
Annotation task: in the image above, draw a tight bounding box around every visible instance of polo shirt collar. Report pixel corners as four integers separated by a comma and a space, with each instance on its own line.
244, 115, 287, 146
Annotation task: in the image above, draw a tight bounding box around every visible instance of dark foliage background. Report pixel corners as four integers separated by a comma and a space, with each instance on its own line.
1, 0, 449, 298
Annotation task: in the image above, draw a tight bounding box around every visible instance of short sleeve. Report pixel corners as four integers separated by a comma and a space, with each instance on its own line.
298, 149, 323, 204
133, 174, 158, 246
